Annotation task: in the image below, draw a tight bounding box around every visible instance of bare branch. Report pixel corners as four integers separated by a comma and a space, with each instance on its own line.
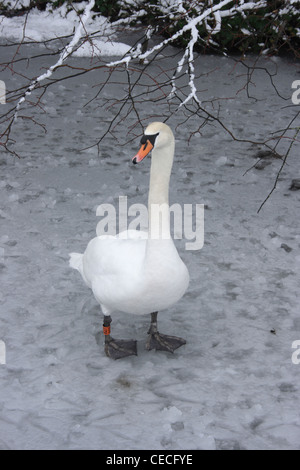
257, 110, 300, 213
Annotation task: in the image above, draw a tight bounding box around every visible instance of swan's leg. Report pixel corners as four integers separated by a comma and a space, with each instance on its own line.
146, 312, 186, 353
103, 315, 137, 360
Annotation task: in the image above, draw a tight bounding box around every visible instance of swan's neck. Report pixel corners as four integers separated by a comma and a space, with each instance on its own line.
148, 142, 174, 240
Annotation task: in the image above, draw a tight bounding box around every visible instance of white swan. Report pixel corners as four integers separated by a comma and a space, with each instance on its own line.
70, 122, 189, 359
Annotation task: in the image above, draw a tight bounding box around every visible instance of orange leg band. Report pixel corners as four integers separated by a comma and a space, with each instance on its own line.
103, 325, 111, 336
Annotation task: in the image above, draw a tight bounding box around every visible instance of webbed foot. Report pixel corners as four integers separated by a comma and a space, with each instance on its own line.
105, 337, 137, 360
102, 315, 137, 360
146, 331, 186, 353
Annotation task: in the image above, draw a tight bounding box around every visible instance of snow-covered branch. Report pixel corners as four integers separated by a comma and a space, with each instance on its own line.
108, 0, 271, 106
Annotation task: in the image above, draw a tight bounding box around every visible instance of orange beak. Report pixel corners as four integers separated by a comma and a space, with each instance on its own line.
132, 139, 154, 164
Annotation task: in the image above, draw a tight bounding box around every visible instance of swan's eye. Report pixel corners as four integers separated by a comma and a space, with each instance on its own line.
140, 132, 159, 148
140, 135, 147, 145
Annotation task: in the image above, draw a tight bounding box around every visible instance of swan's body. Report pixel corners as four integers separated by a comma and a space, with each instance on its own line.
70, 122, 189, 358
72, 230, 188, 316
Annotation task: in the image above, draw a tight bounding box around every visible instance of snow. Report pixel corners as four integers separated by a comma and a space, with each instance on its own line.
73, 40, 131, 58
0, 3, 130, 57
0, 7, 300, 451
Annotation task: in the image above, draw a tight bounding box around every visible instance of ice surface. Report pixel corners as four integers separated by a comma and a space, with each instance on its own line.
0, 24, 300, 450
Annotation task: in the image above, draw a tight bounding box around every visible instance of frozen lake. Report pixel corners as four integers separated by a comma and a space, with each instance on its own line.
0, 40, 300, 449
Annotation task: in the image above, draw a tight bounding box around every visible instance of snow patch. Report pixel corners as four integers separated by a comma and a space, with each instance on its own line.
0, 4, 130, 58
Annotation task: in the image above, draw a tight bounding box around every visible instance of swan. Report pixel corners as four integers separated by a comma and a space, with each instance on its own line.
69, 122, 189, 359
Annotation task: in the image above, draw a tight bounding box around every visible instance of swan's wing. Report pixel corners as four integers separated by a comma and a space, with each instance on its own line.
82, 232, 147, 283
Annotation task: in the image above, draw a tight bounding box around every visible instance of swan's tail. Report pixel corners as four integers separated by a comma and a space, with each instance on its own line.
69, 252, 91, 288
69, 252, 83, 271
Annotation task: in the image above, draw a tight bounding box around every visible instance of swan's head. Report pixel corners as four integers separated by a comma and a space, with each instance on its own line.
132, 122, 174, 164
